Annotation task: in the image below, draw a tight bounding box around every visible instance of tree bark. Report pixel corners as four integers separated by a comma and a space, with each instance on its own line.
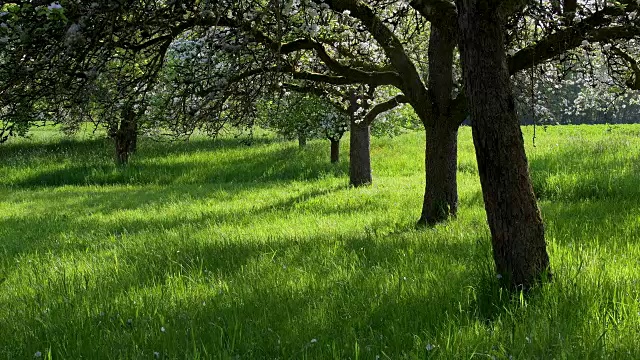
418, 123, 459, 225
298, 133, 307, 148
330, 139, 340, 163
113, 106, 138, 166
417, 25, 460, 226
456, 0, 551, 289
349, 121, 371, 187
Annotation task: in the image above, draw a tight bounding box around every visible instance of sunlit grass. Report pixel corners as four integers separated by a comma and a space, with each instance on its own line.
1, 124, 639, 359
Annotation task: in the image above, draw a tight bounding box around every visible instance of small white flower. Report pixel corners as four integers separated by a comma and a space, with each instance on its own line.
426, 344, 434, 351
34, 351, 42, 358
603, 44, 612, 51
47, 2, 62, 10
153, 351, 160, 359
507, 49, 517, 56
310, 338, 318, 343
581, 39, 589, 46
343, 10, 351, 15
160, 326, 166, 332
496, 274, 503, 279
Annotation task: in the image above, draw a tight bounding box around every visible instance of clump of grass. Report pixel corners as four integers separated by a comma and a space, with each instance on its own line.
0, 124, 639, 359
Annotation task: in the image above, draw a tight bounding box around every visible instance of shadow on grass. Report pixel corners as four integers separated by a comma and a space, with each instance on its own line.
0, 182, 351, 261
0, 135, 281, 162
1, 229, 514, 359
2, 138, 348, 188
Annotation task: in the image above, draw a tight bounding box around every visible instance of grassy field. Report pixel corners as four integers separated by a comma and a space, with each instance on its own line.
1, 124, 639, 359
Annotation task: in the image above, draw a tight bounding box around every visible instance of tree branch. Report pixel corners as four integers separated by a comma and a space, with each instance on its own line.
508, 1, 640, 74
362, 94, 408, 126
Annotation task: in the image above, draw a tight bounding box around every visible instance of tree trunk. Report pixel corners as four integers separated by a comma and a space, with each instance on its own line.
298, 133, 307, 148
456, 0, 550, 289
418, 124, 459, 226
113, 106, 138, 166
417, 25, 460, 226
349, 121, 371, 187
330, 139, 340, 163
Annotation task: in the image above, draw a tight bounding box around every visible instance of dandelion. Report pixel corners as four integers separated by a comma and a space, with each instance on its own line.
310, 338, 318, 343
343, 10, 351, 15
426, 344, 434, 351
34, 351, 42, 358
160, 326, 166, 333
496, 274, 503, 279
47, 2, 62, 10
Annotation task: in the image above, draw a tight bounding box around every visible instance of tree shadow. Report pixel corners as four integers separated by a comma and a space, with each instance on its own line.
1, 230, 511, 359
2, 140, 347, 188
0, 182, 348, 261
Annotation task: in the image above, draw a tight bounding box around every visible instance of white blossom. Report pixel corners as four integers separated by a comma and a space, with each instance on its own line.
47, 2, 62, 10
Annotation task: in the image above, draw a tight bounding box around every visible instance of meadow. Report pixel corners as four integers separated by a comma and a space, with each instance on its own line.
1, 124, 639, 359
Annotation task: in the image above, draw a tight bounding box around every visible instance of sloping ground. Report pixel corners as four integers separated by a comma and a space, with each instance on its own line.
0, 125, 639, 359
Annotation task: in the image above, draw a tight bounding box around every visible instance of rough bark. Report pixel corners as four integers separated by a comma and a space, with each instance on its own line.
419, 124, 459, 226
349, 121, 371, 187
417, 25, 460, 226
298, 133, 307, 148
456, 0, 551, 289
113, 106, 138, 166
330, 139, 340, 163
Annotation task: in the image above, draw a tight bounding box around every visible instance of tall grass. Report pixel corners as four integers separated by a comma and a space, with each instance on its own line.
1, 124, 639, 359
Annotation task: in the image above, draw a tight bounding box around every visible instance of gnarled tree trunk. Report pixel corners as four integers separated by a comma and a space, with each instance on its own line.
456, 0, 551, 289
349, 121, 371, 187
330, 139, 340, 163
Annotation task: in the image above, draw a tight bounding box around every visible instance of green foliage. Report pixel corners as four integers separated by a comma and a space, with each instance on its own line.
1, 125, 640, 359
258, 93, 348, 142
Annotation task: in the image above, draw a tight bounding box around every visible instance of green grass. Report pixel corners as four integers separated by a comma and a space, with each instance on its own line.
1, 124, 639, 359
